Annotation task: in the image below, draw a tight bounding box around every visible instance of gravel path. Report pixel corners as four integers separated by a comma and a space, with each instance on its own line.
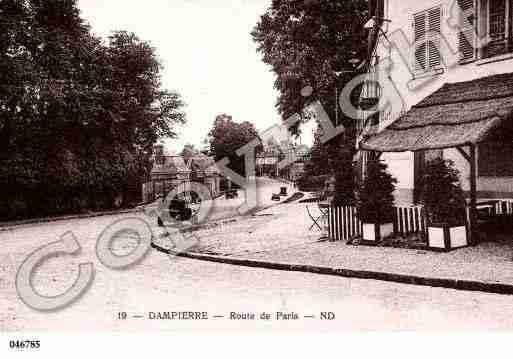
185, 202, 513, 287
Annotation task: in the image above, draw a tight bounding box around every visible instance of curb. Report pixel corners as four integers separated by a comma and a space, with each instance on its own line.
0, 208, 143, 232
151, 242, 513, 296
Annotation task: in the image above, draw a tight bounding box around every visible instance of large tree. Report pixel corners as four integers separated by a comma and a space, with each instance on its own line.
207, 114, 260, 178
0, 0, 185, 219
303, 127, 331, 177
252, 0, 369, 205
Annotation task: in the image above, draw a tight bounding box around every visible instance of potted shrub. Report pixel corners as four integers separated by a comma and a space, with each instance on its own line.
357, 158, 397, 242
420, 158, 468, 251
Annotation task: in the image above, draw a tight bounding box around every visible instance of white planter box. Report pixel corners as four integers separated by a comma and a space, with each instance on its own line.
362, 223, 394, 242
428, 225, 468, 250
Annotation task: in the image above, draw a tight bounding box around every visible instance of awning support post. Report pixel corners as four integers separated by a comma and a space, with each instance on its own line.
456, 145, 477, 245
456, 147, 471, 163
469, 144, 477, 245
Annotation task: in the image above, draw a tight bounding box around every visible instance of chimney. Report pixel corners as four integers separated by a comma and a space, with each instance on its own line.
154, 144, 165, 165
369, 0, 384, 22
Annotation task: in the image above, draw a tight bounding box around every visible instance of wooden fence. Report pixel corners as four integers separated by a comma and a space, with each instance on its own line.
393, 206, 426, 237
328, 206, 361, 241
324, 199, 513, 241
327, 205, 426, 241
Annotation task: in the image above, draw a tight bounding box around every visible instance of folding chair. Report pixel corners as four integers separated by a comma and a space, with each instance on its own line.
306, 205, 324, 231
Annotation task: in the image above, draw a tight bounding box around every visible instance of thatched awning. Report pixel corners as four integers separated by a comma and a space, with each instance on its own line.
360, 72, 513, 152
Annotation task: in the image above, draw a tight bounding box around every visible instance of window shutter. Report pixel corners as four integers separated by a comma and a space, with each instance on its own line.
428, 7, 442, 68
414, 12, 427, 41
414, 12, 427, 71
428, 7, 442, 33
414, 7, 442, 72
458, 0, 476, 61
415, 42, 428, 71
428, 40, 442, 67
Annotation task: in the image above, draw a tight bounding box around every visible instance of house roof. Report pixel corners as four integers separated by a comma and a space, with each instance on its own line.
188, 154, 220, 174
152, 156, 190, 174
361, 73, 513, 152
295, 144, 311, 156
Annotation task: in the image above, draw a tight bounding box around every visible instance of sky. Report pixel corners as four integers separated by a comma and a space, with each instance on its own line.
78, 0, 315, 154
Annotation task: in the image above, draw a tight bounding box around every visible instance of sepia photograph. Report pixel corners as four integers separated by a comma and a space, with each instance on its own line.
2, 0, 513, 355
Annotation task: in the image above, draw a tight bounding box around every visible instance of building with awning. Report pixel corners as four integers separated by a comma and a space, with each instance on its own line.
361, 73, 513, 153
360, 72, 513, 244
356, 0, 513, 244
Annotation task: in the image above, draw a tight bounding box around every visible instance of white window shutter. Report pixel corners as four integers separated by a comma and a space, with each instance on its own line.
414, 12, 427, 71
428, 7, 442, 33
428, 39, 442, 67
414, 12, 427, 40
428, 7, 442, 67
413, 7, 442, 72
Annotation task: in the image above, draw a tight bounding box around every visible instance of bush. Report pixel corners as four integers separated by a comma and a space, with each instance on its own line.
420, 158, 466, 226
297, 174, 330, 193
357, 159, 397, 224
332, 164, 356, 207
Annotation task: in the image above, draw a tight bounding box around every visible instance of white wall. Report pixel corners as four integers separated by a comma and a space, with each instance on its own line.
382, 152, 414, 189
444, 147, 470, 191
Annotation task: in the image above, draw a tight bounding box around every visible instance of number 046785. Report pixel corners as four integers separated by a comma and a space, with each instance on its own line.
9, 340, 40, 349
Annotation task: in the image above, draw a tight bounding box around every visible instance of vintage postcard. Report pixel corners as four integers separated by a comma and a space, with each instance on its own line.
3, 0, 513, 354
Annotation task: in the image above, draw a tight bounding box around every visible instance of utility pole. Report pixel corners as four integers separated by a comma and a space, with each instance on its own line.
335, 85, 339, 127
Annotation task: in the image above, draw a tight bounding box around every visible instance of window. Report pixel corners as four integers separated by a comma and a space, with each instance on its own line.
481, 0, 513, 58
413, 7, 442, 72
489, 0, 506, 40
479, 141, 513, 176
457, 0, 513, 61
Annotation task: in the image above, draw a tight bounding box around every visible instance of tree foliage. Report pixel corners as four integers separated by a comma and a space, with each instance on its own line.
420, 158, 467, 226
207, 114, 260, 178
0, 0, 185, 220
303, 128, 330, 177
252, 0, 368, 121
252, 0, 369, 205
357, 159, 397, 224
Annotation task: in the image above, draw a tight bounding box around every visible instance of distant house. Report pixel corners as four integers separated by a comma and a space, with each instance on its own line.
284, 144, 310, 182
185, 153, 222, 197
256, 143, 310, 181
256, 148, 281, 177
288, 162, 306, 182
142, 145, 221, 202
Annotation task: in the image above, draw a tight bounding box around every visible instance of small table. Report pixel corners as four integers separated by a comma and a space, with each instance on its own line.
476, 200, 500, 219
318, 203, 330, 216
